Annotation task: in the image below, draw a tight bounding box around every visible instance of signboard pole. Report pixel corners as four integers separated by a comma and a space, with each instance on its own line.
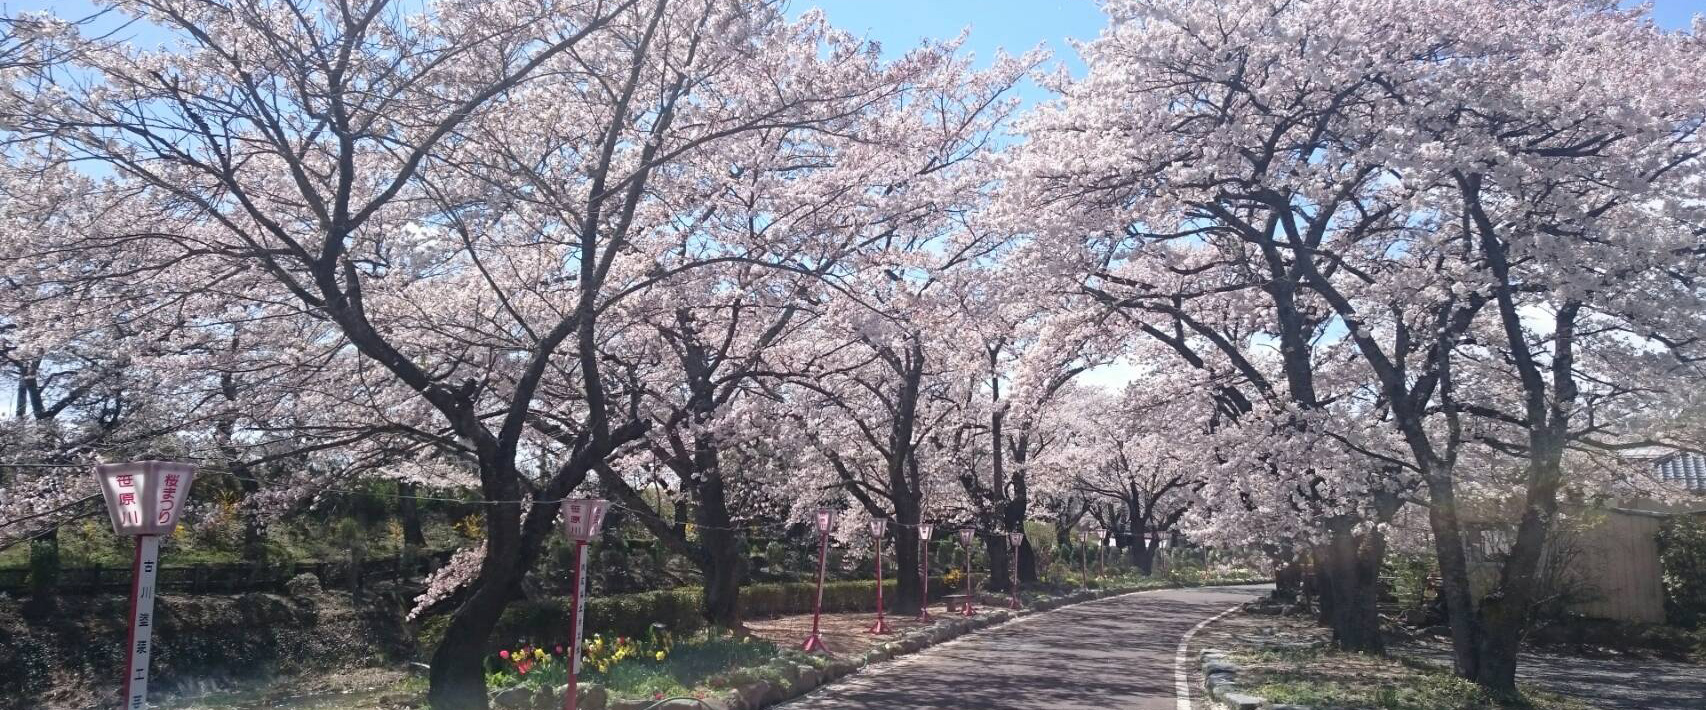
94, 461, 195, 710
802, 524, 830, 652
121, 534, 160, 710
868, 519, 890, 634
558, 498, 608, 710
1080, 532, 1090, 590
563, 539, 589, 710
1007, 532, 1023, 610
1099, 537, 1107, 579
916, 523, 934, 622
959, 528, 975, 617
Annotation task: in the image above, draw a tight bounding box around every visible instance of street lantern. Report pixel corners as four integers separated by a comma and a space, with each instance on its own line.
958, 528, 976, 616
559, 498, 609, 710
1095, 528, 1107, 579
1006, 531, 1024, 610
803, 508, 836, 653
1078, 528, 1091, 590
867, 518, 891, 634
917, 523, 935, 622
93, 461, 196, 710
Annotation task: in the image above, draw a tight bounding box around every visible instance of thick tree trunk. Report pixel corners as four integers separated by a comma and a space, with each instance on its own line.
1471, 441, 1568, 692
983, 534, 1011, 592
1016, 538, 1038, 584
427, 567, 517, 710
1320, 520, 1386, 653
1131, 538, 1157, 576
398, 481, 427, 548
892, 516, 922, 613
1270, 545, 1303, 601
1311, 545, 1334, 627
694, 467, 745, 629
239, 474, 269, 566
1425, 476, 1484, 682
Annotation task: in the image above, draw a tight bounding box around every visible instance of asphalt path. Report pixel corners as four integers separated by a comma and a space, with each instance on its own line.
777, 584, 1270, 710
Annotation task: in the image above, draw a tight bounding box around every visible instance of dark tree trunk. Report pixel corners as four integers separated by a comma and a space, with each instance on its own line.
1270, 546, 1303, 602
398, 481, 427, 548
1320, 519, 1386, 654
1425, 476, 1484, 682
892, 515, 922, 613
237, 472, 269, 567
694, 468, 745, 629
427, 564, 519, 710
983, 534, 1012, 592
1131, 538, 1157, 575
1471, 438, 1568, 692
1311, 545, 1334, 627
1016, 538, 1038, 584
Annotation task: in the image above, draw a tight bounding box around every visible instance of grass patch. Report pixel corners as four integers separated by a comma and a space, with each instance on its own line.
1235, 648, 1594, 710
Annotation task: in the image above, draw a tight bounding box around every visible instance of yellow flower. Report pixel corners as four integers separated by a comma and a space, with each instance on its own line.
534, 648, 546, 661
654, 651, 666, 661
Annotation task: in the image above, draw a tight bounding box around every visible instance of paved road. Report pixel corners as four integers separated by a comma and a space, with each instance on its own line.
778, 584, 1270, 710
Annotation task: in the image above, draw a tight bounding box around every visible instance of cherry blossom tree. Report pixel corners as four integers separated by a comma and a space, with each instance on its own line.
0, 1, 1038, 705
1010, 0, 1706, 687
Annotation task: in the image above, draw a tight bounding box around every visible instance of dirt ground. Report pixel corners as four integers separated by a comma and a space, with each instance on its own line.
743, 605, 954, 656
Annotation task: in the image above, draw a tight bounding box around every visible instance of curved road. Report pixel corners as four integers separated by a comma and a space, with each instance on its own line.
778, 584, 1270, 710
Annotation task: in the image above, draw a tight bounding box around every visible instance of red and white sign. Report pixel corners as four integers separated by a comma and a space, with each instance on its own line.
560, 499, 608, 710
868, 518, 886, 536
958, 527, 974, 545
560, 498, 609, 541
95, 461, 196, 536
93, 461, 195, 710
815, 508, 835, 535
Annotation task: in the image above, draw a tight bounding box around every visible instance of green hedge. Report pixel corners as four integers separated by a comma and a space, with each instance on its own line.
493, 577, 952, 646
1659, 514, 1706, 628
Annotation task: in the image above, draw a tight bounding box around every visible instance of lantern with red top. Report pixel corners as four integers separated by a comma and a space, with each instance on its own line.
916, 522, 935, 621
1094, 528, 1108, 579
867, 518, 891, 634
1078, 528, 1092, 589
93, 461, 196, 710
802, 508, 835, 653
1006, 531, 1024, 610
958, 527, 976, 616
558, 498, 609, 710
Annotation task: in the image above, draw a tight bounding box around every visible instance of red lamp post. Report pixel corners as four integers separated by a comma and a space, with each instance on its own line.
802, 508, 835, 654
1006, 531, 1024, 610
867, 518, 891, 634
94, 461, 196, 710
958, 528, 976, 616
916, 523, 935, 622
560, 498, 609, 710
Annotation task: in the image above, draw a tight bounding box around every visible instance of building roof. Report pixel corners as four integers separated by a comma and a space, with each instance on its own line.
1656, 451, 1706, 493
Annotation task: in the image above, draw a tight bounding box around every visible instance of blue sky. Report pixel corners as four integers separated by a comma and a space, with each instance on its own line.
800, 0, 1706, 75
12, 1, 1705, 74
9, 0, 1702, 109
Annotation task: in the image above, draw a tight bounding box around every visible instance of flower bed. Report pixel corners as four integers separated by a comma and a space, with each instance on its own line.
482, 574, 1269, 710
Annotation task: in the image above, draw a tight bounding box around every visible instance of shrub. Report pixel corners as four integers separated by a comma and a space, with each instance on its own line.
1658, 514, 1706, 628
